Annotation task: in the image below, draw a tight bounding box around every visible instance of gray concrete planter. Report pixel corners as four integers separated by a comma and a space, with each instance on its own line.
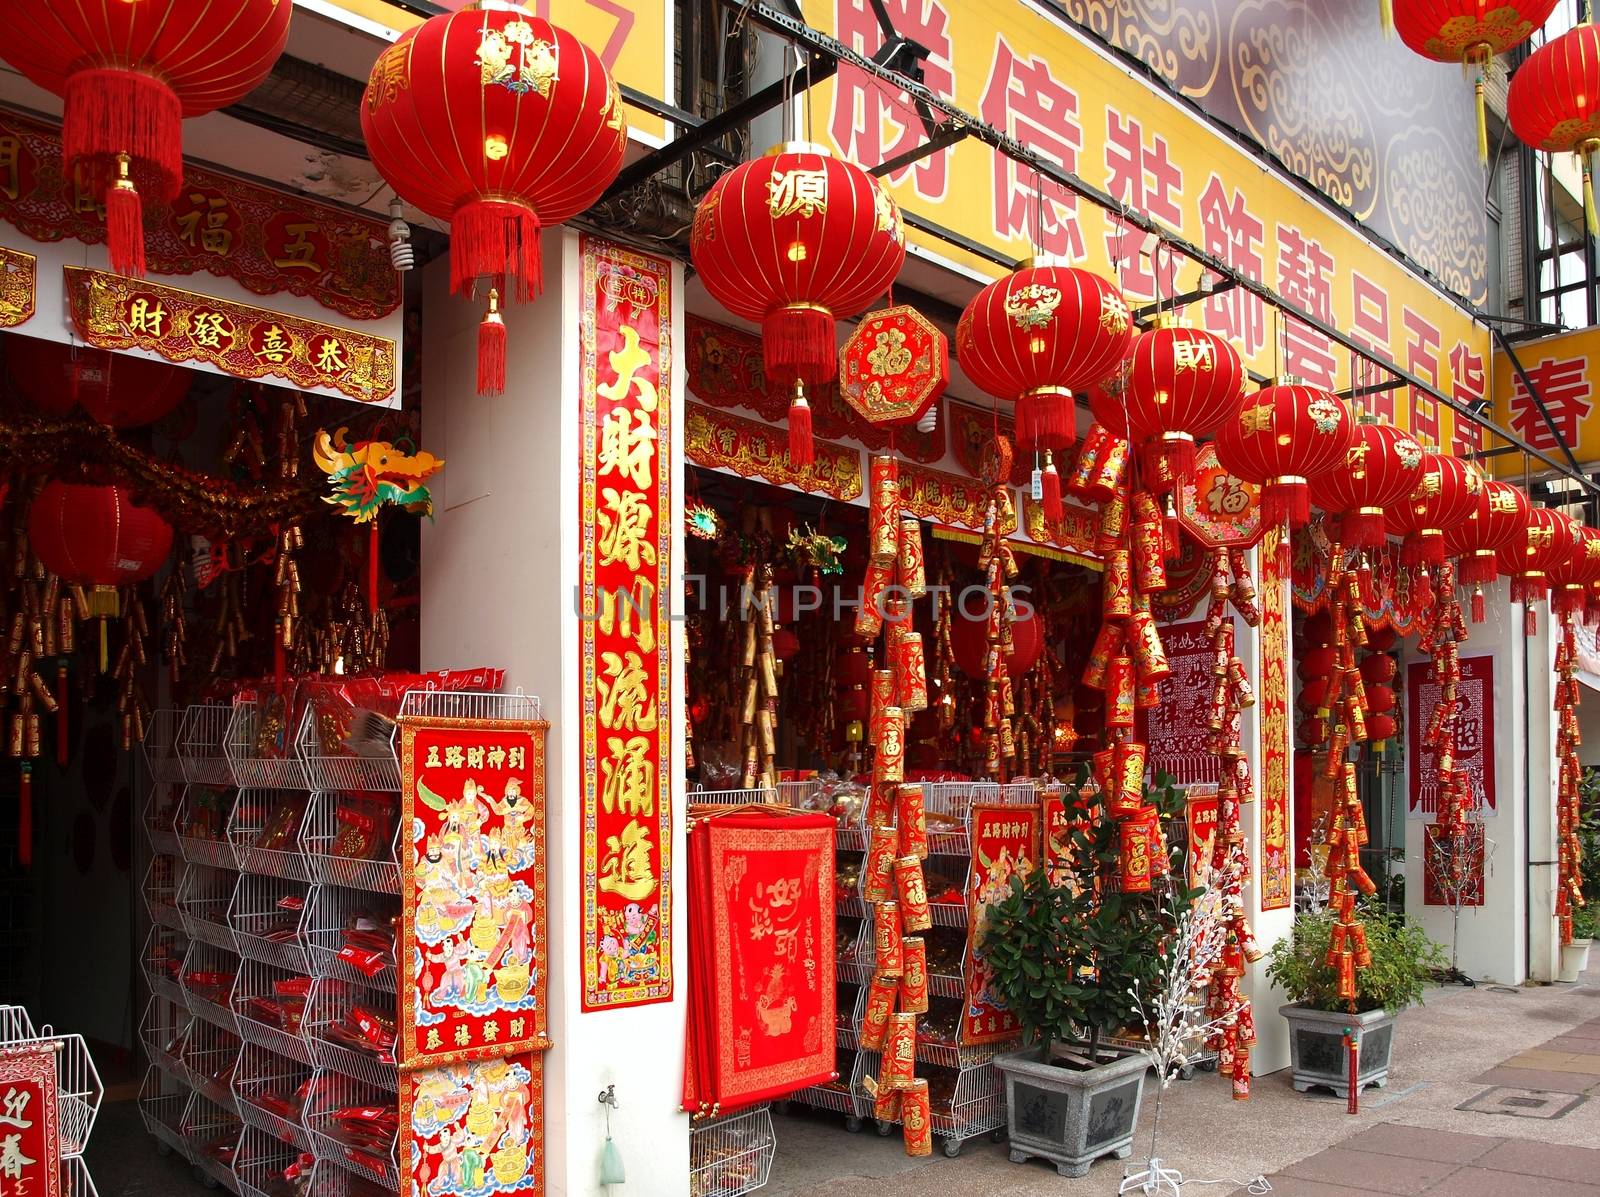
1281, 1002, 1396, 1099
994, 1044, 1147, 1178
1559, 938, 1592, 983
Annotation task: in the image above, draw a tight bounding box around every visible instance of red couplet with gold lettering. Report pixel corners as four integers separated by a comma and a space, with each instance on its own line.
0, 1041, 61, 1197
961, 804, 1041, 1045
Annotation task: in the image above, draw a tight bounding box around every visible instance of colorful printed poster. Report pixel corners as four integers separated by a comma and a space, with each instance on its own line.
402, 1053, 544, 1195
1407, 654, 1496, 819
1259, 524, 1293, 910
1145, 618, 1216, 787
0, 1042, 62, 1197
579, 237, 674, 1011
1185, 789, 1220, 890
961, 804, 1040, 1047
399, 718, 549, 1068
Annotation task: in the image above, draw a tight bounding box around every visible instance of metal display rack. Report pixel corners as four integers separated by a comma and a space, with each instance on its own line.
0, 1005, 104, 1191
690, 1105, 776, 1197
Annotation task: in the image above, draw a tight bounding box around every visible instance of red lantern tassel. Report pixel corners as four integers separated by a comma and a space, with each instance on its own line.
764, 305, 836, 386
1526, 603, 1538, 637
1016, 388, 1076, 453
1041, 452, 1064, 526
55, 664, 68, 768
368, 521, 381, 616
1263, 478, 1309, 528
1459, 552, 1497, 587
1138, 435, 1195, 496
106, 155, 146, 278
787, 381, 814, 469
17, 764, 29, 871
1471, 585, 1485, 624
1401, 530, 1445, 568
477, 289, 506, 397
451, 199, 541, 300
62, 68, 183, 188
1339, 509, 1387, 550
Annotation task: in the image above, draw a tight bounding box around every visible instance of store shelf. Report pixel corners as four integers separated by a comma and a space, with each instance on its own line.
142, 925, 189, 1007
690, 1104, 775, 1197
143, 709, 189, 786
138, 1068, 194, 1163
176, 785, 242, 871
143, 855, 185, 932
226, 701, 312, 790
229, 790, 314, 883
180, 941, 242, 1035
230, 873, 313, 975
232, 959, 315, 1067
139, 995, 190, 1082
849, 1051, 1005, 1151
179, 704, 236, 787
302, 790, 401, 895
233, 1043, 314, 1155
144, 785, 182, 857
306, 885, 398, 993
295, 682, 401, 794
182, 1090, 244, 1192
304, 978, 398, 1092
179, 1018, 242, 1115
303, 1070, 400, 1188
178, 862, 240, 953
61, 1154, 98, 1197
234, 1126, 306, 1197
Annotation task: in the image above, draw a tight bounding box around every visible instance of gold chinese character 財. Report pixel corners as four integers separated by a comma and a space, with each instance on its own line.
126, 297, 168, 338
598, 407, 657, 488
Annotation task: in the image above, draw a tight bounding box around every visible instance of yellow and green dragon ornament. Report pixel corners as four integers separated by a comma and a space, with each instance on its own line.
313, 427, 443, 522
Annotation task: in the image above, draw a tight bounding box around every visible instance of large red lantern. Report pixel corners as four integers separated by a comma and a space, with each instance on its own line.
957, 263, 1132, 519
951, 605, 1043, 680
692, 144, 906, 467
1508, 21, 1600, 233
362, 8, 627, 393
1, 1, 290, 278
1497, 505, 1578, 606
1394, 0, 1558, 161
1550, 524, 1600, 617
1445, 479, 1531, 621
8, 339, 189, 429
1385, 451, 1482, 566
1214, 382, 1354, 528
28, 482, 173, 586
1089, 314, 1245, 496
1309, 419, 1424, 549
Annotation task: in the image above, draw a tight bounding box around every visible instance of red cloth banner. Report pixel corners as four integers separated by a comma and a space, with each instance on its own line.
961, 804, 1040, 1046
1146, 618, 1216, 787
399, 717, 550, 1068
0, 1041, 62, 1197
683, 811, 836, 1113
1408, 654, 1496, 818
1260, 525, 1293, 910
580, 237, 674, 1011
401, 1052, 544, 1195
0, 108, 398, 321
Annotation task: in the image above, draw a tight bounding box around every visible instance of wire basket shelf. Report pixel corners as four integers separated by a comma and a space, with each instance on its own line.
0, 1016, 107, 1158
143, 855, 185, 932
303, 1070, 399, 1188
397, 688, 538, 725
233, 1043, 314, 1155
230, 873, 313, 976
62, 1153, 98, 1197
138, 1068, 193, 1163
178, 863, 240, 954
304, 978, 397, 1092
181, 1090, 244, 1192
234, 1126, 306, 1197
849, 1051, 1005, 1152
305, 885, 398, 993
144, 785, 182, 857
229, 790, 313, 883
225, 702, 311, 791
177, 785, 242, 871
138, 994, 190, 1082
230, 959, 314, 1067
143, 708, 188, 785
295, 693, 401, 794
177, 705, 235, 787
689, 1104, 775, 1197
302, 790, 400, 895
180, 941, 242, 1035
179, 1018, 242, 1116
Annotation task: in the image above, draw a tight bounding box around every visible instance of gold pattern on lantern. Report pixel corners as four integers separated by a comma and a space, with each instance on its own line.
1239, 401, 1275, 434
1170, 332, 1214, 373
478, 23, 559, 98
367, 40, 411, 111
1003, 284, 1061, 331
1307, 397, 1342, 433
1099, 289, 1131, 335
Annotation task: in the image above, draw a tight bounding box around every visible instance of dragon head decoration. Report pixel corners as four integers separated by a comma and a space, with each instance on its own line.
313, 427, 444, 523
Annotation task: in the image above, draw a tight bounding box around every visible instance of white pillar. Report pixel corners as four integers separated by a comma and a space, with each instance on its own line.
1525, 604, 1561, 983
421, 231, 690, 1196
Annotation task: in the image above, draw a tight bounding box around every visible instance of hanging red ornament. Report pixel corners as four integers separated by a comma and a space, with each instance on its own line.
0, 1, 290, 277
1089, 314, 1244, 495
29, 482, 173, 586
1214, 381, 1354, 528
1508, 20, 1600, 233
8, 338, 189, 428
1444, 478, 1530, 621
1309, 418, 1424, 549
957, 262, 1132, 522
1550, 524, 1600, 618
951, 606, 1042, 679
838, 305, 948, 427
1385, 450, 1482, 567
692, 144, 906, 467
1498, 505, 1578, 616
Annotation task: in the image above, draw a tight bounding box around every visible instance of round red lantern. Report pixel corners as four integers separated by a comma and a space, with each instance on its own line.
1, 1, 290, 277
28, 482, 173, 585
8, 339, 189, 428
1214, 382, 1354, 528
1089, 314, 1244, 495
1445, 479, 1531, 585
1385, 451, 1482, 566
1309, 419, 1424, 549
362, 8, 627, 393
1497, 505, 1578, 606
1550, 524, 1600, 618
691, 144, 906, 466
951, 606, 1043, 679
1395, 0, 1557, 161
957, 262, 1132, 519
1508, 21, 1600, 232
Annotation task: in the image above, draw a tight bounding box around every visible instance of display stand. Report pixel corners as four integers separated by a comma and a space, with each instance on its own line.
0, 1004, 104, 1196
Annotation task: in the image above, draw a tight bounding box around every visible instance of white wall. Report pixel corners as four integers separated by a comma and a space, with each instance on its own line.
421, 232, 690, 1196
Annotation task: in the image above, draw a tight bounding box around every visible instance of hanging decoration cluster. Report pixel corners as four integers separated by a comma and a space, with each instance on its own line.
1418, 561, 1473, 841
1216, 381, 1354, 546
1499, 506, 1577, 634
1387, 450, 1481, 570
1309, 418, 1422, 552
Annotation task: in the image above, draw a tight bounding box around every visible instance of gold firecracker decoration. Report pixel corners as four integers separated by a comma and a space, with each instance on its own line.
1556, 613, 1585, 944
112, 589, 151, 748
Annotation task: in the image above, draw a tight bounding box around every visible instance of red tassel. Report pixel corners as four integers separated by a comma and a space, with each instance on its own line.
1138, 436, 1196, 496
451, 199, 542, 301
1526, 603, 1538, 637
764, 306, 836, 386
1400, 531, 1445, 568
1339, 510, 1387, 550
1459, 552, 1497, 587
477, 289, 507, 396
62, 68, 183, 200
1016, 388, 1076, 452
788, 383, 815, 469
1471, 586, 1485, 624
1041, 456, 1064, 525
17, 764, 30, 871
1263, 479, 1310, 528
106, 159, 146, 278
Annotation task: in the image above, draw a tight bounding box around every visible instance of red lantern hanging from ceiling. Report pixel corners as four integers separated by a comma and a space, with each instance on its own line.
1508, 20, 1600, 233
1088, 314, 1244, 496
1498, 505, 1578, 611
957, 262, 1132, 522
1384, 450, 1482, 567
1444, 479, 1532, 620
1309, 419, 1424, 549
0, 1, 291, 278
28, 482, 173, 586
8, 339, 189, 429
361, 7, 628, 395
1213, 381, 1354, 529
951, 604, 1043, 680
1394, 0, 1558, 162
1550, 524, 1600, 618
838, 305, 948, 428
691, 144, 906, 468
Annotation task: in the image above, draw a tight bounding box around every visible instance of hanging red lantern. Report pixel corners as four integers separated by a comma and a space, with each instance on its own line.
1214, 381, 1354, 529
1394, 0, 1557, 162
1497, 505, 1578, 608
1089, 314, 1244, 495
29, 482, 173, 586
1444, 478, 1531, 621
362, 8, 628, 394
957, 262, 1132, 521
8, 339, 189, 428
1550, 524, 1600, 618
1, 1, 290, 278
951, 606, 1043, 679
1308, 419, 1423, 549
1508, 20, 1600, 233
1385, 451, 1482, 567
838, 305, 948, 427
691, 144, 906, 467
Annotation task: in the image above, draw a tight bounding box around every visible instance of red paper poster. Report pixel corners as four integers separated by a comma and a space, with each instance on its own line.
961, 804, 1040, 1046
1185, 789, 1220, 889
1408, 654, 1495, 818
580, 237, 674, 1011
0, 1042, 62, 1197
1146, 618, 1217, 787
1040, 792, 1071, 884
399, 718, 550, 1068
401, 1052, 544, 1195
1258, 525, 1293, 910
1422, 824, 1486, 906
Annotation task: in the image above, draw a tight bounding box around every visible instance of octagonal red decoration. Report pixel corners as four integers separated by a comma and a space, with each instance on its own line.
1214, 382, 1354, 529
1309, 419, 1423, 549
1176, 441, 1263, 548
1386, 451, 1482, 567
1508, 21, 1600, 232
28, 481, 173, 586
838, 305, 948, 427
1, 1, 291, 278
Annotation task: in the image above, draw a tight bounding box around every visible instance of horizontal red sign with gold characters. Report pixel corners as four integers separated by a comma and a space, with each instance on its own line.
581, 236, 674, 1011
65, 267, 397, 404
0, 108, 398, 321
686, 402, 863, 501
0, 246, 35, 328
961, 803, 1039, 1046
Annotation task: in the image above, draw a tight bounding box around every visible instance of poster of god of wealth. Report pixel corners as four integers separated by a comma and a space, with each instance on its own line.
401, 718, 551, 1067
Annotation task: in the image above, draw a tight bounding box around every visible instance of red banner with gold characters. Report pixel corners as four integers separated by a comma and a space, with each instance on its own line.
64, 267, 397, 404
581, 237, 674, 1011
685, 402, 862, 501
961, 803, 1040, 1046
0, 108, 398, 321
1259, 526, 1292, 910
0, 1041, 62, 1197
399, 717, 550, 1068
900, 461, 1015, 534
401, 1053, 544, 1196
1185, 790, 1220, 890
0, 246, 35, 328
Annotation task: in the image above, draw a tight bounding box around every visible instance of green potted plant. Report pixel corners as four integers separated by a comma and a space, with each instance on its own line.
985, 771, 1194, 1177
1266, 904, 1445, 1098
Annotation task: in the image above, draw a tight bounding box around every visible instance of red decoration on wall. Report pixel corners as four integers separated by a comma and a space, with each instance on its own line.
961, 804, 1039, 1045
1407, 654, 1495, 818
1176, 442, 1263, 548
1, 0, 291, 276
1144, 619, 1216, 787
951, 605, 1042, 679
1214, 382, 1353, 530
7, 338, 188, 428
28, 481, 172, 585
1309, 419, 1423, 549
402, 1054, 544, 1196
838, 305, 948, 427
1508, 20, 1600, 232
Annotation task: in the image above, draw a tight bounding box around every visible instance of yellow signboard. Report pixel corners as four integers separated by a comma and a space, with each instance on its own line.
802, 0, 1487, 453
1490, 326, 1600, 474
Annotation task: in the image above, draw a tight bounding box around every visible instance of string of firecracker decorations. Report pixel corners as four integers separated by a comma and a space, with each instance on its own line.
1417, 563, 1472, 845
1556, 614, 1585, 945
